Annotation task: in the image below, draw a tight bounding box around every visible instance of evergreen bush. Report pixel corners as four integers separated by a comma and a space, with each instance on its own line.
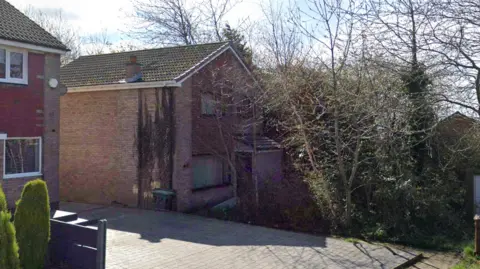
14, 179, 50, 269
0, 184, 7, 212
0, 211, 20, 269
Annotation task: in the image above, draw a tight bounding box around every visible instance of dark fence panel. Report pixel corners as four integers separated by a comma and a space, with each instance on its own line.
50, 220, 97, 247
49, 211, 107, 269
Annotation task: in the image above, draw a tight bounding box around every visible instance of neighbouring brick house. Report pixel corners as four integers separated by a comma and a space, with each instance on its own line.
60, 42, 282, 212
438, 112, 479, 218
0, 0, 68, 209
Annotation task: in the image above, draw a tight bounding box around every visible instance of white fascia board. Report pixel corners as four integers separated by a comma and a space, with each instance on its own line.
0, 39, 67, 55
176, 45, 259, 87
0, 133, 7, 140
175, 43, 230, 83
67, 81, 182, 93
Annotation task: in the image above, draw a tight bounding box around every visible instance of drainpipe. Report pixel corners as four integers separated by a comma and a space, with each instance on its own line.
167, 87, 175, 190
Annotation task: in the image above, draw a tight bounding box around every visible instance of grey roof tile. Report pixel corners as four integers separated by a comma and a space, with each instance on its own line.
237, 136, 282, 151
60, 42, 230, 88
0, 0, 68, 51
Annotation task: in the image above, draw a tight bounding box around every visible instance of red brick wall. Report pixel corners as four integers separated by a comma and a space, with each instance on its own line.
0, 52, 45, 136
191, 51, 244, 156
0, 52, 61, 208
186, 50, 251, 210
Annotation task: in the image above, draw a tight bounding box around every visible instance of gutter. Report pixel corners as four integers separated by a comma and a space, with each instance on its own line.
67, 81, 182, 93
0, 39, 68, 55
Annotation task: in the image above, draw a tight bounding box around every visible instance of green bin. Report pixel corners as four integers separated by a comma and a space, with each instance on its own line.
152, 188, 176, 211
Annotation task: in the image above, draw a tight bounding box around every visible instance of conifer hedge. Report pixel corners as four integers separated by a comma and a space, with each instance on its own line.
0, 184, 7, 212
14, 179, 50, 269
0, 185, 20, 269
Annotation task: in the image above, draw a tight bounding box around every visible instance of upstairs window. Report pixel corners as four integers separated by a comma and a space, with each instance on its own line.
0, 47, 28, 85
201, 92, 231, 116
201, 93, 216, 115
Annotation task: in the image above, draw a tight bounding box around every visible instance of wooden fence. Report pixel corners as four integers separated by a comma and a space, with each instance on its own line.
49, 211, 107, 269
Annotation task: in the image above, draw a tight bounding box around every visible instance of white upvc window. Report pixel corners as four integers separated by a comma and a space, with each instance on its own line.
3, 137, 42, 179
0, 47, 28, 85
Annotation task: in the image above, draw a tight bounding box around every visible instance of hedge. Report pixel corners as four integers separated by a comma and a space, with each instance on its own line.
14, 179, 50, 269
0, 184, 7, 212
0, 211, 20, 269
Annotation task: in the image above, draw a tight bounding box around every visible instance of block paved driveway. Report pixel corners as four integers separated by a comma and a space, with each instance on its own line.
60, 202, 418, 269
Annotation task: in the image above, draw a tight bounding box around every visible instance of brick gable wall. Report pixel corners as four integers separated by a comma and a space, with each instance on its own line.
187, 50, 252, 210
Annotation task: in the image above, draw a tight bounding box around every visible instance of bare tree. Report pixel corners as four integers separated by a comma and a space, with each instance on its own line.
82, 29, 114, 55
255, 0, 304, 69
202, 0, 242, 41
24, 7, 121, 59
129, 0, 241, 46
293, 0, 367, 227
425, 0, 480, 116
24, 6, 81, 64
130, 0, 201, 45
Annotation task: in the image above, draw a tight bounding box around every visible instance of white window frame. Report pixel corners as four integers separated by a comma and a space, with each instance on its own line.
0, 46, 28, 85
3, 137, 42, 179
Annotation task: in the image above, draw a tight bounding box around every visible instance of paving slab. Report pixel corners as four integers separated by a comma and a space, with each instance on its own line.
60, 202, 418, 269
401, 248, 461, 269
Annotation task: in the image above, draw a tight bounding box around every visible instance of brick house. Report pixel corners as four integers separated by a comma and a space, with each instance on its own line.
59, 42, 282, 212
0, 0, 68, 209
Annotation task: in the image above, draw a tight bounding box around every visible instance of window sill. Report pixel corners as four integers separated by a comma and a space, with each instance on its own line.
0, 81, 28, 87
201, 113, 228, 117
192, 183, 231, 192
4, 172, 42, 180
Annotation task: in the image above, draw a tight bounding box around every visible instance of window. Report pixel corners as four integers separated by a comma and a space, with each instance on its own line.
4, 138, 41, 179
201, 93, 216, 115
192, 156, 231, 189
0, 49, 5, 79
0, 47, 28, 84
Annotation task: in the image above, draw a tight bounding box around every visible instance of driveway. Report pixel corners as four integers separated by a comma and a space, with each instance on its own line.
60, 202, 418, 269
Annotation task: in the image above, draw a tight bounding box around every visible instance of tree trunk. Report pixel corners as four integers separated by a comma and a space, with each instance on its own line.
345, 189, 352, 228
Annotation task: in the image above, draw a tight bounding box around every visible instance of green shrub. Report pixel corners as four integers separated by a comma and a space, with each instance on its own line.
0, 184, 7, 212
14, 179, 50, 269
0, 211, 20, 269
464, 244, 475, 258
451, 243, 480, 269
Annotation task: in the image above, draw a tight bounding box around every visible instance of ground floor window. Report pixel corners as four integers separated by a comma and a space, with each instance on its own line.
192, 155, 231, 189
4, 137, 42, 179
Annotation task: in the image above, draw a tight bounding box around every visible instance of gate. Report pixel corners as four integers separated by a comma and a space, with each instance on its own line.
49, 211, 107, 269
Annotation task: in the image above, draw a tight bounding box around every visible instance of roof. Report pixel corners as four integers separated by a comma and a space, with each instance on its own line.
60, 42, 231, 88
236, 136, 282, 151
0, 0, 68, 51
442, 111, 478, 122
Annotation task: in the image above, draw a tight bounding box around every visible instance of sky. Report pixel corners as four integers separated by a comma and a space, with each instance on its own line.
10, 0, 267, 47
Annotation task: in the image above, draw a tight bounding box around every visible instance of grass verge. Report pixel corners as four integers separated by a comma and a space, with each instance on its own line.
452, 243, 480, 269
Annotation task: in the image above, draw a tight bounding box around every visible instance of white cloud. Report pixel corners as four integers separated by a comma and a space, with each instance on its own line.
11, 0, 132, 37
